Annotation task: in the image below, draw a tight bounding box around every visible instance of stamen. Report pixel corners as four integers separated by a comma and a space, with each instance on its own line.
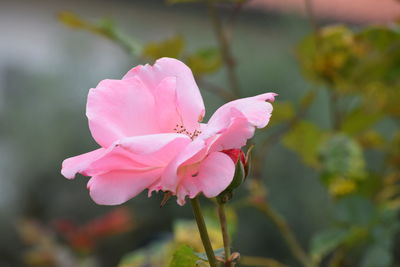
173, 124, 202, 140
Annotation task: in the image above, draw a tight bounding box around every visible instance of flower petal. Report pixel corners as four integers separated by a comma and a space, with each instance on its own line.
159, 139, 207, 193
62, 134, 191, 179
200, 92, 276, 152
86, 133, 192, 175
61, 148, 106, 179
176, 152, 235, 205
123, 57, 205, 133
87, 77, 159, 147
207, 92, 276, 130
87, 169, 163, 205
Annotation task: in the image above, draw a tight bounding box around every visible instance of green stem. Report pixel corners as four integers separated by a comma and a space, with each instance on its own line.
190, 197, 217, 267
207, 0, 241, 97
217, 201, 231, 265
255, 202, 314, 267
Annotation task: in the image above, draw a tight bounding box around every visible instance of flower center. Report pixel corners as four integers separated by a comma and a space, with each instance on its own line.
173, 124, 201, 140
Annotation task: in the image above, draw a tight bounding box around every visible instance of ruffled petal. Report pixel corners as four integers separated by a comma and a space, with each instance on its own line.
86, 77, 159, 147
200, 92, 276, 152
206, 92, 276, 131
63, 134, 192, 205
176, 152, 235, 205
61, 148, 106, 179
123, 58, 205, 133
159, 139, 207, 193
62, 134, 191, 179
87, 169, 163, 205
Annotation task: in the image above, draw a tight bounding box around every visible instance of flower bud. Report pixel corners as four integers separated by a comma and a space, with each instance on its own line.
217, 147, 253, 203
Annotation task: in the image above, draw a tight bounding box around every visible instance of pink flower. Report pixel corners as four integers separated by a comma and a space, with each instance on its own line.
61, 58, 275, 206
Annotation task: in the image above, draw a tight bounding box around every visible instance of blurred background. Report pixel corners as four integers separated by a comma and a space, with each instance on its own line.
0, 0, 399, 266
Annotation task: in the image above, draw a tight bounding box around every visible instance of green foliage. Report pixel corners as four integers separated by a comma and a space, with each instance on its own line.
168, 245, 199, 267
118, 240, 173, 267
143, 35, 185, 60
334, 195, 374, 226
388, 131, 400, 170
269, 101, 294, 126
186, 48, 222, 76
310, 228, 349, 263
60, 6, 400, 267
357, 130, 386, 149
297, 25, 358, 88
297, 24, 400, 116
319, 134, 366, 196
58, 11, 139, 56
174, 219, 224, 252
282, 120, 326, 167
340, 108, 383, 136
142, 37, 222, 76
118, 217, 230, 267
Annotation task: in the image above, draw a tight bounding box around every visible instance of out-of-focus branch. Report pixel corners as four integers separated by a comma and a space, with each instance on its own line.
58, 12, 141, 59
304, 0, 319, 35
206, 0, 241, 97
226, 0, 250, 42
327, 246, 346, 267
232, 183, 314, 267
252, 200, 315, 267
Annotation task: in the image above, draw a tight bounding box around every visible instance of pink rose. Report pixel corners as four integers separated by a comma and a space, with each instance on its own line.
61, 58, 275, 206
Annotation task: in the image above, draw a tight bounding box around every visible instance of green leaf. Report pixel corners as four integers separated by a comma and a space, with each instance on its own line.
168, 245, 199, 267
58, 11, 88, 29
173, 220, 224, 251
296, 25, 357, 88
58, 11, 115, 39
186, 48, 222, 76
282, 120, 326, 167
310, 228, 349, 263
118, 239, 173, 267
334, 195, 374, 226
58, 11, 139, 56
357, 130, 385, 149
143, 35, 185, 60
196, 261, 210, 267
340, 109, 383, 136
319, 134, 366, 188
296, 23, 400, 116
